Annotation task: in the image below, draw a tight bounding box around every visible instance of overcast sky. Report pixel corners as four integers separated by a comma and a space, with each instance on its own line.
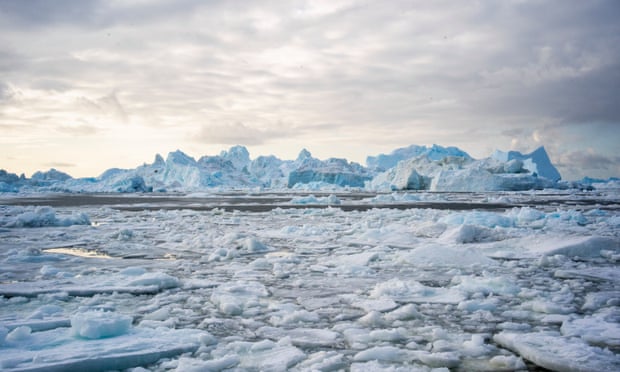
1, 0, 619, 180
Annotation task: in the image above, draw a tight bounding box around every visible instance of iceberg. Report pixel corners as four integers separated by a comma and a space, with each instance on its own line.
366, 144, 472, 171
368, 147, 559, 191
0, 143, 577, 193
287, 149, 372, 188
492, 146, 561, 181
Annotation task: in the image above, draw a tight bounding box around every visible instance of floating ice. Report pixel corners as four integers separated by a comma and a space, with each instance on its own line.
561, 310, 620, 347
209, 338, 305, 371
210, 281, 269, 316
395, 245, 497, 268
0, 269, 182, 298
0, 325, 205, 371
257, 326, 341, 348
0, 206, 90, 228
439, 211, 513, 228
494, 331, 620, 371
0, 185, 618, 370
353, 346, 411, 362
290, 194, 341, 205
370, 278, 465, 304
529, 236, 620, 258
71, 310, 132, 339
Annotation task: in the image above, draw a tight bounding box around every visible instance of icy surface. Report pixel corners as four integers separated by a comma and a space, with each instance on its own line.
492, 146, 562, 181
1, 143, 599, 193
368, 147, 560, 191
0, 190, 619, 370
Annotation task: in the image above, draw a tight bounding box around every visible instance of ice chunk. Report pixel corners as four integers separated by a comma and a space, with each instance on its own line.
488, 355, 526, 370
175, 355, 240, 372
353, 298, 399, 313
438, 224, 495, 244
494, 331, 620, 371
295, 351, 346, 371
258, 326, 341, 348
353, 346, 411, 362
0, 270, 181, 298
210, 338, 305, 371
555, 267, 620, 282
452, 275, 520, 296
582, 291, 620, 310
210, 281, 269, 316
6, 326, 31, 342
370, 278, 465, 304
439, 211, 513, 228
268, 307, 320, 326
461, 334, 494, 357
290, 194, 341, 205
535, 236, 620, 258
71, 311, 132, 339
242, 237, 270, 253
126, 272, 181, 289
0, 325, 205, 371
0, 206, 90, 228
396, 245, 496, 268
561, 311, 620, 347
412, 350, 461, 368
385, 304, 421, 321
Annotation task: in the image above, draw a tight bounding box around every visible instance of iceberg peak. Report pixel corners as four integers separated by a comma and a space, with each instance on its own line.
220, 145, 251, 169
166, 150, 196, 165
492, 146, 561, 181
153, 154, 165, 165
297, 149, 312, 162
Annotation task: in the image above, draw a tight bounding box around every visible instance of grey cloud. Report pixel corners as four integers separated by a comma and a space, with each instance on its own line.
32, 79, 73, 92
0, 49, 27, 73
0, 0, 210, 29
555, 149, 620, 180
78, 92, 128, 124
195, 122, 296, 146
560, 151, 620, 171
0, 0, 103, 27
0, 82, 15, 101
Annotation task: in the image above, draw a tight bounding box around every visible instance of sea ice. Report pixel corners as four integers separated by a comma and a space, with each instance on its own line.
0, 323, 206, 371
494, 331, 620, 372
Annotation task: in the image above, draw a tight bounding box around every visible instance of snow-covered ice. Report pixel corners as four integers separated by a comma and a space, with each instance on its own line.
1, 187, 619, 371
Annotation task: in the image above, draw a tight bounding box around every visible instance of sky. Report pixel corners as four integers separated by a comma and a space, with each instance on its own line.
1, 0, 619, 181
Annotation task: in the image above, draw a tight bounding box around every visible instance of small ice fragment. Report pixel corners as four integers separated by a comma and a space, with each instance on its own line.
353, 346, 410, 362
489, 355, 526, 370
70, 311, 132, 339
6, 326, 31, 342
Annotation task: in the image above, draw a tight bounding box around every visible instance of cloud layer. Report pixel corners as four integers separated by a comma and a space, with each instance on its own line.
1, 0, 618, 179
